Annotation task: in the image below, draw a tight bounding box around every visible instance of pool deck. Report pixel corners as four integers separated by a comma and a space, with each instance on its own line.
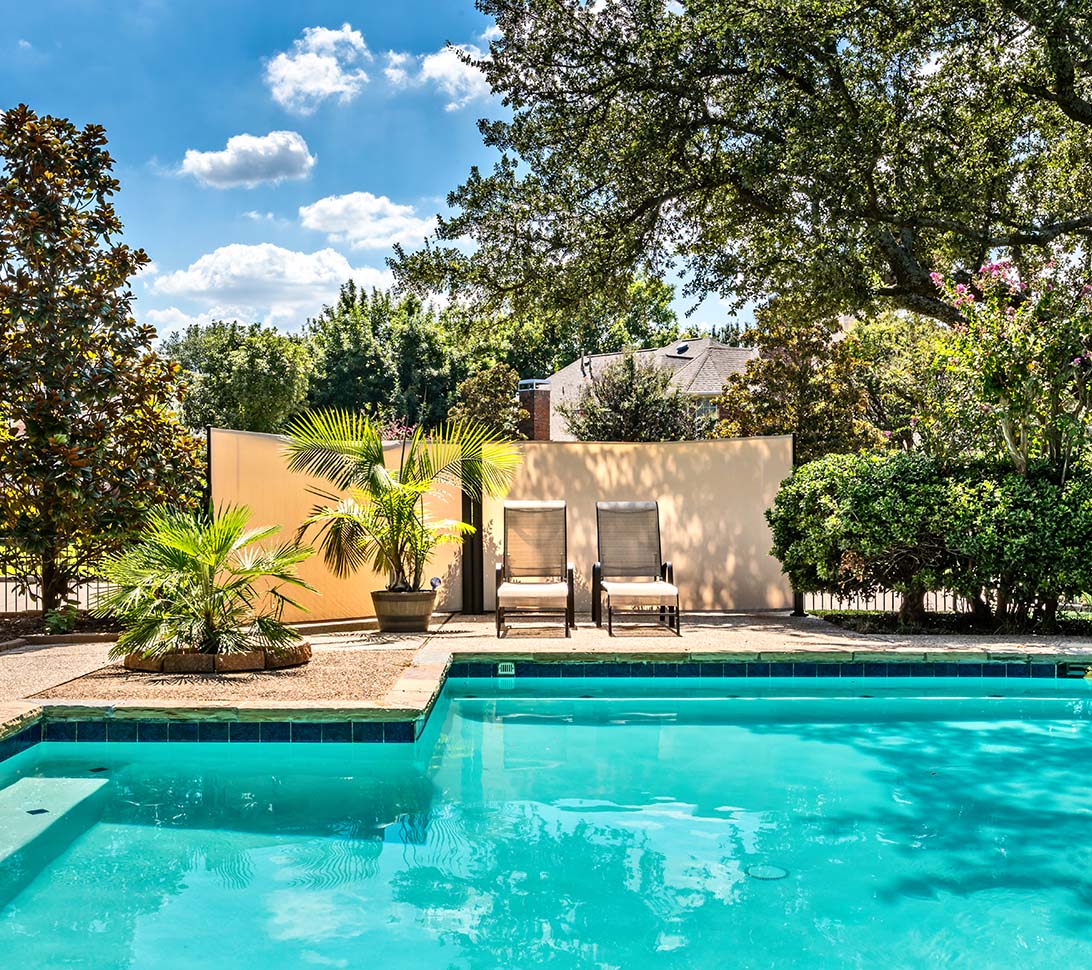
4, 611, 1092, 741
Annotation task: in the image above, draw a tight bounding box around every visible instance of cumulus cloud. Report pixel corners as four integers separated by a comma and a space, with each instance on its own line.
145, 306, 226, 336
384, 44, 492, 111
299, 191, 436, 249
151, 243, 392, 329
383, 51, 413, 87
265, 23, 371, 114
180, 131, 316, 188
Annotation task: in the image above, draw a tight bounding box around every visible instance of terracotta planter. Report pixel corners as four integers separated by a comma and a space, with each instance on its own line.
162, 653, 216, 674
215, 650, 265, 673
264, 640, 313, 669
123, 653, 164, 673
370, 590, 437, 633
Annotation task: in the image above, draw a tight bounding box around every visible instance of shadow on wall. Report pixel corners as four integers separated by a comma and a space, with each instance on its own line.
481, 438, 794, 613
209, 429, 464, 623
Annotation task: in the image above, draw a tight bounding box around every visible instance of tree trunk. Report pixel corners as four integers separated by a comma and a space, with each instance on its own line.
39, 551, 67, 615
1042, 595, 1059, 633
971, 593, 993, 626
899, 587, 927, 625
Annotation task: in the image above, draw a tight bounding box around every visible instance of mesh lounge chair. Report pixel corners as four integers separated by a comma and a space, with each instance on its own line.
592, 501, 681, 635
496, 500, 575, 638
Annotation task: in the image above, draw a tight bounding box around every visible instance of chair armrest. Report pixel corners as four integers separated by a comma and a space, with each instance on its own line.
661, 561, 674, 584
495, 563, 504, 592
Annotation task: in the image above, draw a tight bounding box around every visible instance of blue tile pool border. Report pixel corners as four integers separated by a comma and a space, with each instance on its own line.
447, 659, 1068, 680
0, 717, 421, 764
0, 658, 1084, 767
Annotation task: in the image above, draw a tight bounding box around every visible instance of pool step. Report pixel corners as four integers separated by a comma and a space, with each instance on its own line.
0, 776, 109, 906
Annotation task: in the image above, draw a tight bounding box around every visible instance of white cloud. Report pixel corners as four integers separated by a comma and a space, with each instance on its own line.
384, 51, 413, 86
479, 24, 503, 43
299, 191, 436, 249
384, 44, 492, 111
265, 23, 371, 114
17, 39, 31, 50
151, 243, 392, 329
420, 44, 491, 111
180, 131, 316, 188
145, 306, 226, 336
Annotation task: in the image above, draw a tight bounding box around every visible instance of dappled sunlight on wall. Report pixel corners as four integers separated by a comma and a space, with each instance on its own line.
482, 438, 794, 612
209, 429, 463, 622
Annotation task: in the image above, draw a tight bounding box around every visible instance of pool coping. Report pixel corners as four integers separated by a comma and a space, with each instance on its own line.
4, 646, 1092, 760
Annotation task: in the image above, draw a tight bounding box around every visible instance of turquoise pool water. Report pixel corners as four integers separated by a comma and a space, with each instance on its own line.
3, 679, 1092, 968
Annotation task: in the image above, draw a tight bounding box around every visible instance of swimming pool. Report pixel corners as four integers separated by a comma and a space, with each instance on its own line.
2, 678, 1092, 968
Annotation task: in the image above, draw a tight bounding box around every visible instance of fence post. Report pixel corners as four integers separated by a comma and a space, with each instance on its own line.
203, 426, 213, 511
461, 438, 485, 614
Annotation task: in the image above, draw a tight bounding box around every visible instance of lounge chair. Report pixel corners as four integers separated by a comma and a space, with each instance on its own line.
592, 501, 681, 635
496, 500, 575, 637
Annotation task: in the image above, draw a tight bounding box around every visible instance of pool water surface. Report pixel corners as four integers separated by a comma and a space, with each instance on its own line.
2, 678, 1091, 968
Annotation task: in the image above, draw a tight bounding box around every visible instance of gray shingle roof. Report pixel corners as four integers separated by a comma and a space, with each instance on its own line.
547, 337, 754, 397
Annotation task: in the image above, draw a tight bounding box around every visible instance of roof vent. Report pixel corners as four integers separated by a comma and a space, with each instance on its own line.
675, 342, 689, 354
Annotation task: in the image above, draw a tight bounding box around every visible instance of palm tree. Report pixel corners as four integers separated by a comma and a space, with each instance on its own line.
284, 410, 520, 591
95, 505, 314, 659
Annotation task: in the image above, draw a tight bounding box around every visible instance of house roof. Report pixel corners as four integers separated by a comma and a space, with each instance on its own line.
546, 337, 755, 398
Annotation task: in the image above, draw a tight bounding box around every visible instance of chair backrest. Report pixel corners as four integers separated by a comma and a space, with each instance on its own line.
596, 501, 663, 579
503, 501, 567, 581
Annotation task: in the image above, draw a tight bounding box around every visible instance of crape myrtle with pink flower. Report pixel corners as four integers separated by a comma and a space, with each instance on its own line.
771, 253, 1092, 630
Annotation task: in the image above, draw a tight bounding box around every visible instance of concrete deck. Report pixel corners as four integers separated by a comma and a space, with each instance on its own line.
4, 611, 1092, 741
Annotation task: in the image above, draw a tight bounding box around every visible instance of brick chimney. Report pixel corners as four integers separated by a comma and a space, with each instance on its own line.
518, 381, 551, 441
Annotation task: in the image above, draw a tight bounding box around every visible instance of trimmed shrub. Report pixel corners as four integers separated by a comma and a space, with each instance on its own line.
768, 453, 1092, 627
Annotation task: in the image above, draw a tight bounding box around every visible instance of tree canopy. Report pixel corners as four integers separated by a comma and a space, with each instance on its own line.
0, 105, 203, 612
715, 302, 882, 462
393, 0, 1092, 324
447, 364, 529, 438
558, 350, 701, 441
161, 321, 313, 434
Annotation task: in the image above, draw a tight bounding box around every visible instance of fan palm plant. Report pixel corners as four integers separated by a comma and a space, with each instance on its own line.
94, 505, 315, 659
284, 410, 520, 592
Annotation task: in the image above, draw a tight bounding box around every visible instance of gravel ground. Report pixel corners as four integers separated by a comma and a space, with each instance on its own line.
34, 647, 417, 703
0, 640, 112, 700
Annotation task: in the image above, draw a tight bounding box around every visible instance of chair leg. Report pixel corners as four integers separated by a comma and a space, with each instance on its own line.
607, 602, 614, 637
674, 598, 682, 636
496, 606, 504, 638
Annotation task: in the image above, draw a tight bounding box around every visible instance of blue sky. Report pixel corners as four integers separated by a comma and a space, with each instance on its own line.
2, 0, 725, 339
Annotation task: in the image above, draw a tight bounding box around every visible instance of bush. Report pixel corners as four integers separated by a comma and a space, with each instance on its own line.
767, 453, 1092, 627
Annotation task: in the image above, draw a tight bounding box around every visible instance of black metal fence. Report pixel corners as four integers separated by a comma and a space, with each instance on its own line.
0, 577, 114, 614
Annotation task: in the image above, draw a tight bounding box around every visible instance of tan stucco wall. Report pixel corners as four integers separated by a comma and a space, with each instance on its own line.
210, 430, 793, 620
482, 437, 794, 612
209, 429, 464, 622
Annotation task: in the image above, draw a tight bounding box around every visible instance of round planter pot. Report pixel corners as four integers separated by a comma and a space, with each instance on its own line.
370, 590, 437, 633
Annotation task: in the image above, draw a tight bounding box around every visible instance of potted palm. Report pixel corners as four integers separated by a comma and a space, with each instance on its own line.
284, 410, 520, 632
94, 505, 315, 672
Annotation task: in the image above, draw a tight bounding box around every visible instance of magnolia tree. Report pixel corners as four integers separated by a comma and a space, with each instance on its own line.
0, 105, 203, 615
931, 261, 1092, 479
